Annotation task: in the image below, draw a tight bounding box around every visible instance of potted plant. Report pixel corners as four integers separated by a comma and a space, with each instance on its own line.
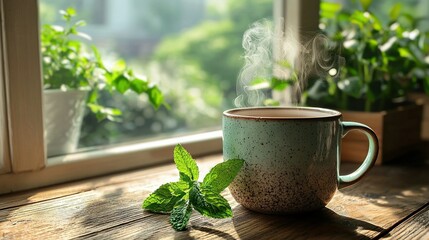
249, 1, 429, 164
42, 8, 165, 156
303, 1, 429, 164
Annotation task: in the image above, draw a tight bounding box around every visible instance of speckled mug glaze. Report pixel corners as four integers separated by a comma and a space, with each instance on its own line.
223, 107, 378, 214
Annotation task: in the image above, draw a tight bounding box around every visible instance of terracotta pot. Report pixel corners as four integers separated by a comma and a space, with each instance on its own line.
341, 104, 423, 165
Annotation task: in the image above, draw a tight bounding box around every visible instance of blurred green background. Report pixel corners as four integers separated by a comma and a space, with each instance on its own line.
39, 0, 428, 150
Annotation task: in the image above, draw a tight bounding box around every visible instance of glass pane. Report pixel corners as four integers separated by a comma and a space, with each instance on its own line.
39, 0, 273, 156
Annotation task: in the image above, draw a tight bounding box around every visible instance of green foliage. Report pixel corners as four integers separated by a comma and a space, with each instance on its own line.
174, 144, 199, 182
41, 8, 165, 121
189, 184, 232, 219
142, 182, 188, 213
170, 199, 193, 231
154, 0, 273, 108
201, 159, 247, 194
248, 60, 299, 105
142, 144, 244, 231
359, 0, 373, 11
305, 1, 429, 111
155, 20, 239, 106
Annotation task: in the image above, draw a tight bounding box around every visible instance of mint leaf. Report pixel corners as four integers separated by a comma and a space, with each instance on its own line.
174, 144, 199, 182
142, 144, 245, 231
179, 172, 193, 183
142, 181, 188, 213
201, 159, 245, 194
190, 184, 232, 219
170, 199, 193, 231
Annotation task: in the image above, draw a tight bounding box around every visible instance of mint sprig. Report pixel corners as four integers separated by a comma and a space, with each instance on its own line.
142, 144, 244, 231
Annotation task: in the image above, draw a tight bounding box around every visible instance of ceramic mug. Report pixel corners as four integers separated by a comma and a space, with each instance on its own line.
223, 107, 379, 214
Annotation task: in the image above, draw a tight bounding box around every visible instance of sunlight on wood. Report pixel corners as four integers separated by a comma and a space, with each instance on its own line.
0, 154, 428, 239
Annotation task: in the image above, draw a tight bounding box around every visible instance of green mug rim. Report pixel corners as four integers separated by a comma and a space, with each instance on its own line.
223, 106, 342, 120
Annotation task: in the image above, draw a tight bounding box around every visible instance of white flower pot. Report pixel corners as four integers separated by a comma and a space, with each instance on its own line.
43, 89, 88, 157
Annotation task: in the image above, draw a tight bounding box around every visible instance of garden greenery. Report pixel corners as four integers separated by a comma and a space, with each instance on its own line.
305, 1, 429, 111
41, 8, 164, 121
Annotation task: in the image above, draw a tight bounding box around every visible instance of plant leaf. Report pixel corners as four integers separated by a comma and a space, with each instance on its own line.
398, 48, 415, 60
87, 103, 102, 113
190, 185, 232, 219
142, 181, 188, 213
202, 159, 244, 194
76, 31, 91, 41
113, 59, 127, 72
113, 75, 130, 94
320, 2, 342, 19
389, 3, 402, 21
271, 77, 294, 91
170, 199, 193, 231
91, 46, 106, 69
87, 90, 98, 104
174, 144, 199, 182
130, 79, 149, 94
148, 86, 164, 109
263, 99, 280, 106
359, 0, 373, 11
379, 37, 397, 52
66, 8, 76, 17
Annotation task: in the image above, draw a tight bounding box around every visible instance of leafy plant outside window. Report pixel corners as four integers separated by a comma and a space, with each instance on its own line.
305, 0, 429, 111
255, 1, 429, 112
41, 8, 165, 121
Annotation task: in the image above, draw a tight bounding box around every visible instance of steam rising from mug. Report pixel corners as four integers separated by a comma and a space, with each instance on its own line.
235, 19, 344, 107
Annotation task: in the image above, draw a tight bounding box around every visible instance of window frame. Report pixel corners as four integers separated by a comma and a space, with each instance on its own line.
2, 0, 45, 174
0, 2, 10, 174
0, 0, 320, 194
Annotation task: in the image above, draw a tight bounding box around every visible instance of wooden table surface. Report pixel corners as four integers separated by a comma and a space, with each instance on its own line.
0, 154, 428, 239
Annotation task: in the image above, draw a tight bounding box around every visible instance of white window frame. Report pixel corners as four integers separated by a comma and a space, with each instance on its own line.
0, 0, 319, 194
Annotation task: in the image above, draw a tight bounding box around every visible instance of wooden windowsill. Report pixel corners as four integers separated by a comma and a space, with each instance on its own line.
0, 154, 428, 239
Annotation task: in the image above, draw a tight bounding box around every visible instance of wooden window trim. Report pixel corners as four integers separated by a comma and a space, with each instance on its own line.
2, 0, 46, 173
0, 0, 11, 174
272, 0, 320, 104
0, 130, 222, 194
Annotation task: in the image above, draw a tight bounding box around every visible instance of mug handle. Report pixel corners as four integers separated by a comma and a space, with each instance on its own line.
338, 121, 379, 188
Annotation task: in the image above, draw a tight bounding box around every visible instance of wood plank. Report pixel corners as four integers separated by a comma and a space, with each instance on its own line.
0, 154, 220, 210
341, 110, 384, 165
381, 204, 429, 240
0, 132, 222, 195
341, 137, 383, 165
341, 105, 423, 164
342, 111, 385, 140
408, 93, 429, 140
0, 155, 428, 239
0, 161, 219, 239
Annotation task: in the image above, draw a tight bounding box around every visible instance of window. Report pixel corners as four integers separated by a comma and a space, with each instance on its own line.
0, 0, 320, 194
40, 0, 274, 156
